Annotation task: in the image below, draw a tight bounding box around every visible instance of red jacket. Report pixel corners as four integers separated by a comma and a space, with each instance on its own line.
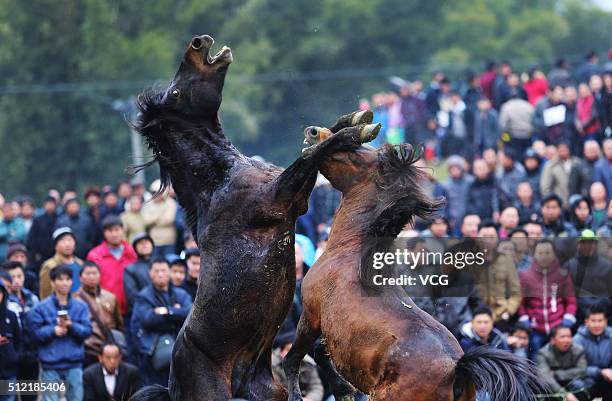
87, 241, 137, 315
518, 260, 577, 335
480, 71, 497, 102
524, 77, 548, 106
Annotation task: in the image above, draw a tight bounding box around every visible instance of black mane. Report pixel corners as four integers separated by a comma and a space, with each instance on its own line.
129, 88, 234, 243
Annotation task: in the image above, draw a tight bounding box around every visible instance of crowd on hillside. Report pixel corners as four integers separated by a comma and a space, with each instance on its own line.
0, 50, 611, 401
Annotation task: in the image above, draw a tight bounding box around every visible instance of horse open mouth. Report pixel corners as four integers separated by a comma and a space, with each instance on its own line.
190, 35, 233, 65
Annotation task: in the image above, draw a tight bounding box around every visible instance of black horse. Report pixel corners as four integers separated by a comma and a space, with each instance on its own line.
130, 35, 380, 401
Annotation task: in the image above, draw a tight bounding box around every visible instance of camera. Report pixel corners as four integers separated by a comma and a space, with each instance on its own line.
57, 310, 69, 319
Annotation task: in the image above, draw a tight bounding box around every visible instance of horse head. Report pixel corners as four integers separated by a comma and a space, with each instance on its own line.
165, 34, 233, 118
304, 123, 444, 238
302, 124, 380, 194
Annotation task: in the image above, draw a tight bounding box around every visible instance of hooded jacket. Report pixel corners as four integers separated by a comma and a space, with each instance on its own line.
519, 260, 577, 334
123, 257, 152, 316
573, 326, 612, 380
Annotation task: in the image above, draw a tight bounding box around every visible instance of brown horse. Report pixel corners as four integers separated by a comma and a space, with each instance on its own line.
283, 125, 540, 401
130, 35, 379, 401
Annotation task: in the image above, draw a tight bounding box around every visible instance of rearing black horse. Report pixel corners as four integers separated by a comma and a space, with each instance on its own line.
130, 35, 379, 401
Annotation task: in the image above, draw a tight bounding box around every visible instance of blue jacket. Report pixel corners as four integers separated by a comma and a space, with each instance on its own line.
593, 159, 612, 200
27, 294, 92, 369
130, 285, 192, 355
458, 321, 510, 353
573, 325, 612, 380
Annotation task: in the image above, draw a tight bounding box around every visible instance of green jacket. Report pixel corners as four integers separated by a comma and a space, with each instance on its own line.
537, 343, 587, 393
0, 217, 26, 261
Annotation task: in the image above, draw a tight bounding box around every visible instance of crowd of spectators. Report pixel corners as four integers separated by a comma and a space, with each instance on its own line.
0, 50, 611, 401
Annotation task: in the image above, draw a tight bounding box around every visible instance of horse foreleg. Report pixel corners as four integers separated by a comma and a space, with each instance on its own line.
329, 110, 374, 133
282, 315, 321, 401
273, 123, 378, 212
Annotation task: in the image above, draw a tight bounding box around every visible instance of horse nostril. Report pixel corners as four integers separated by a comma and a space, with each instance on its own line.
191, 37, 204, 50
309, 128, 319, 137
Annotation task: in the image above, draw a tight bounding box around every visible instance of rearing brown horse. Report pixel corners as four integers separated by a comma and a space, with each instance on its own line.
283, 125, 541, 401
130, 35, 379, 401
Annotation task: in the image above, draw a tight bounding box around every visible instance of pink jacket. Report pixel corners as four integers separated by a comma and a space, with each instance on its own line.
577, 94, 600, 135
87, 241, 137, 315
518, 260, 577, 334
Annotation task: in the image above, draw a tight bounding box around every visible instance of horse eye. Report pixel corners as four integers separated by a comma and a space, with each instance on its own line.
171, 89, 181, 97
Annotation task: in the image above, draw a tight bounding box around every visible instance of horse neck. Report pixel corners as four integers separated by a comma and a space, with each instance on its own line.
165, 115, 237, 185
326, 183, 377, 252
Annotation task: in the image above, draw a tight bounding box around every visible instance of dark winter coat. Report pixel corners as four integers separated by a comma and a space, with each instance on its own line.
130, 285, 192, 355
458, 321, 510, 352
466, 176, 499, 219
0, 284, 21, 378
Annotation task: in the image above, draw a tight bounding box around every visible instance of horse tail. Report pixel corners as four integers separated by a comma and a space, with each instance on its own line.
453, 347, 541, 401
129, 385, 172, 401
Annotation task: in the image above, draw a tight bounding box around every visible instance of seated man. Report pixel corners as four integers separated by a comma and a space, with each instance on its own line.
83, 343, 141, 401
459, 306, 510, 352
573, 305, 612, 401
507, 322, 531, 359
537, 325, 588, 401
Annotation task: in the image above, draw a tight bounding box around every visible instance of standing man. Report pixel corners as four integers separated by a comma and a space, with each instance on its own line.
40, 228, 83, 300
540, 142, 582, 210
474, 222, 522, 327
28, 265, 92, 401
120, 194, 146, 244
519, 240, 577, 360
142, 181, 177, 257
26, 195, 58, 271
123, 233, 155, 317
83, 343, 141, 401
0, 202, 26, 262
74, 262, 123, 367
0, 281, 21, 401
87, 216, 137, 316
131, 258, 192, 385
3, 262, 39, 399
593, 139, 612, 198
563, 230, 612, 322
181, 248, 200, 300
55, 198, 95, 260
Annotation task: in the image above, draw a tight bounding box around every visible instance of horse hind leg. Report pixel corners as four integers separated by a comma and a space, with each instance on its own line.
282, 314, 322, 401
312, 340, 360, 401
243, 348, 287, 401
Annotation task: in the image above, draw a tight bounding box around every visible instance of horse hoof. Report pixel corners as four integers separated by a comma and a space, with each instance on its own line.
359, 123, 381, 143
351, 110, 374, 126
